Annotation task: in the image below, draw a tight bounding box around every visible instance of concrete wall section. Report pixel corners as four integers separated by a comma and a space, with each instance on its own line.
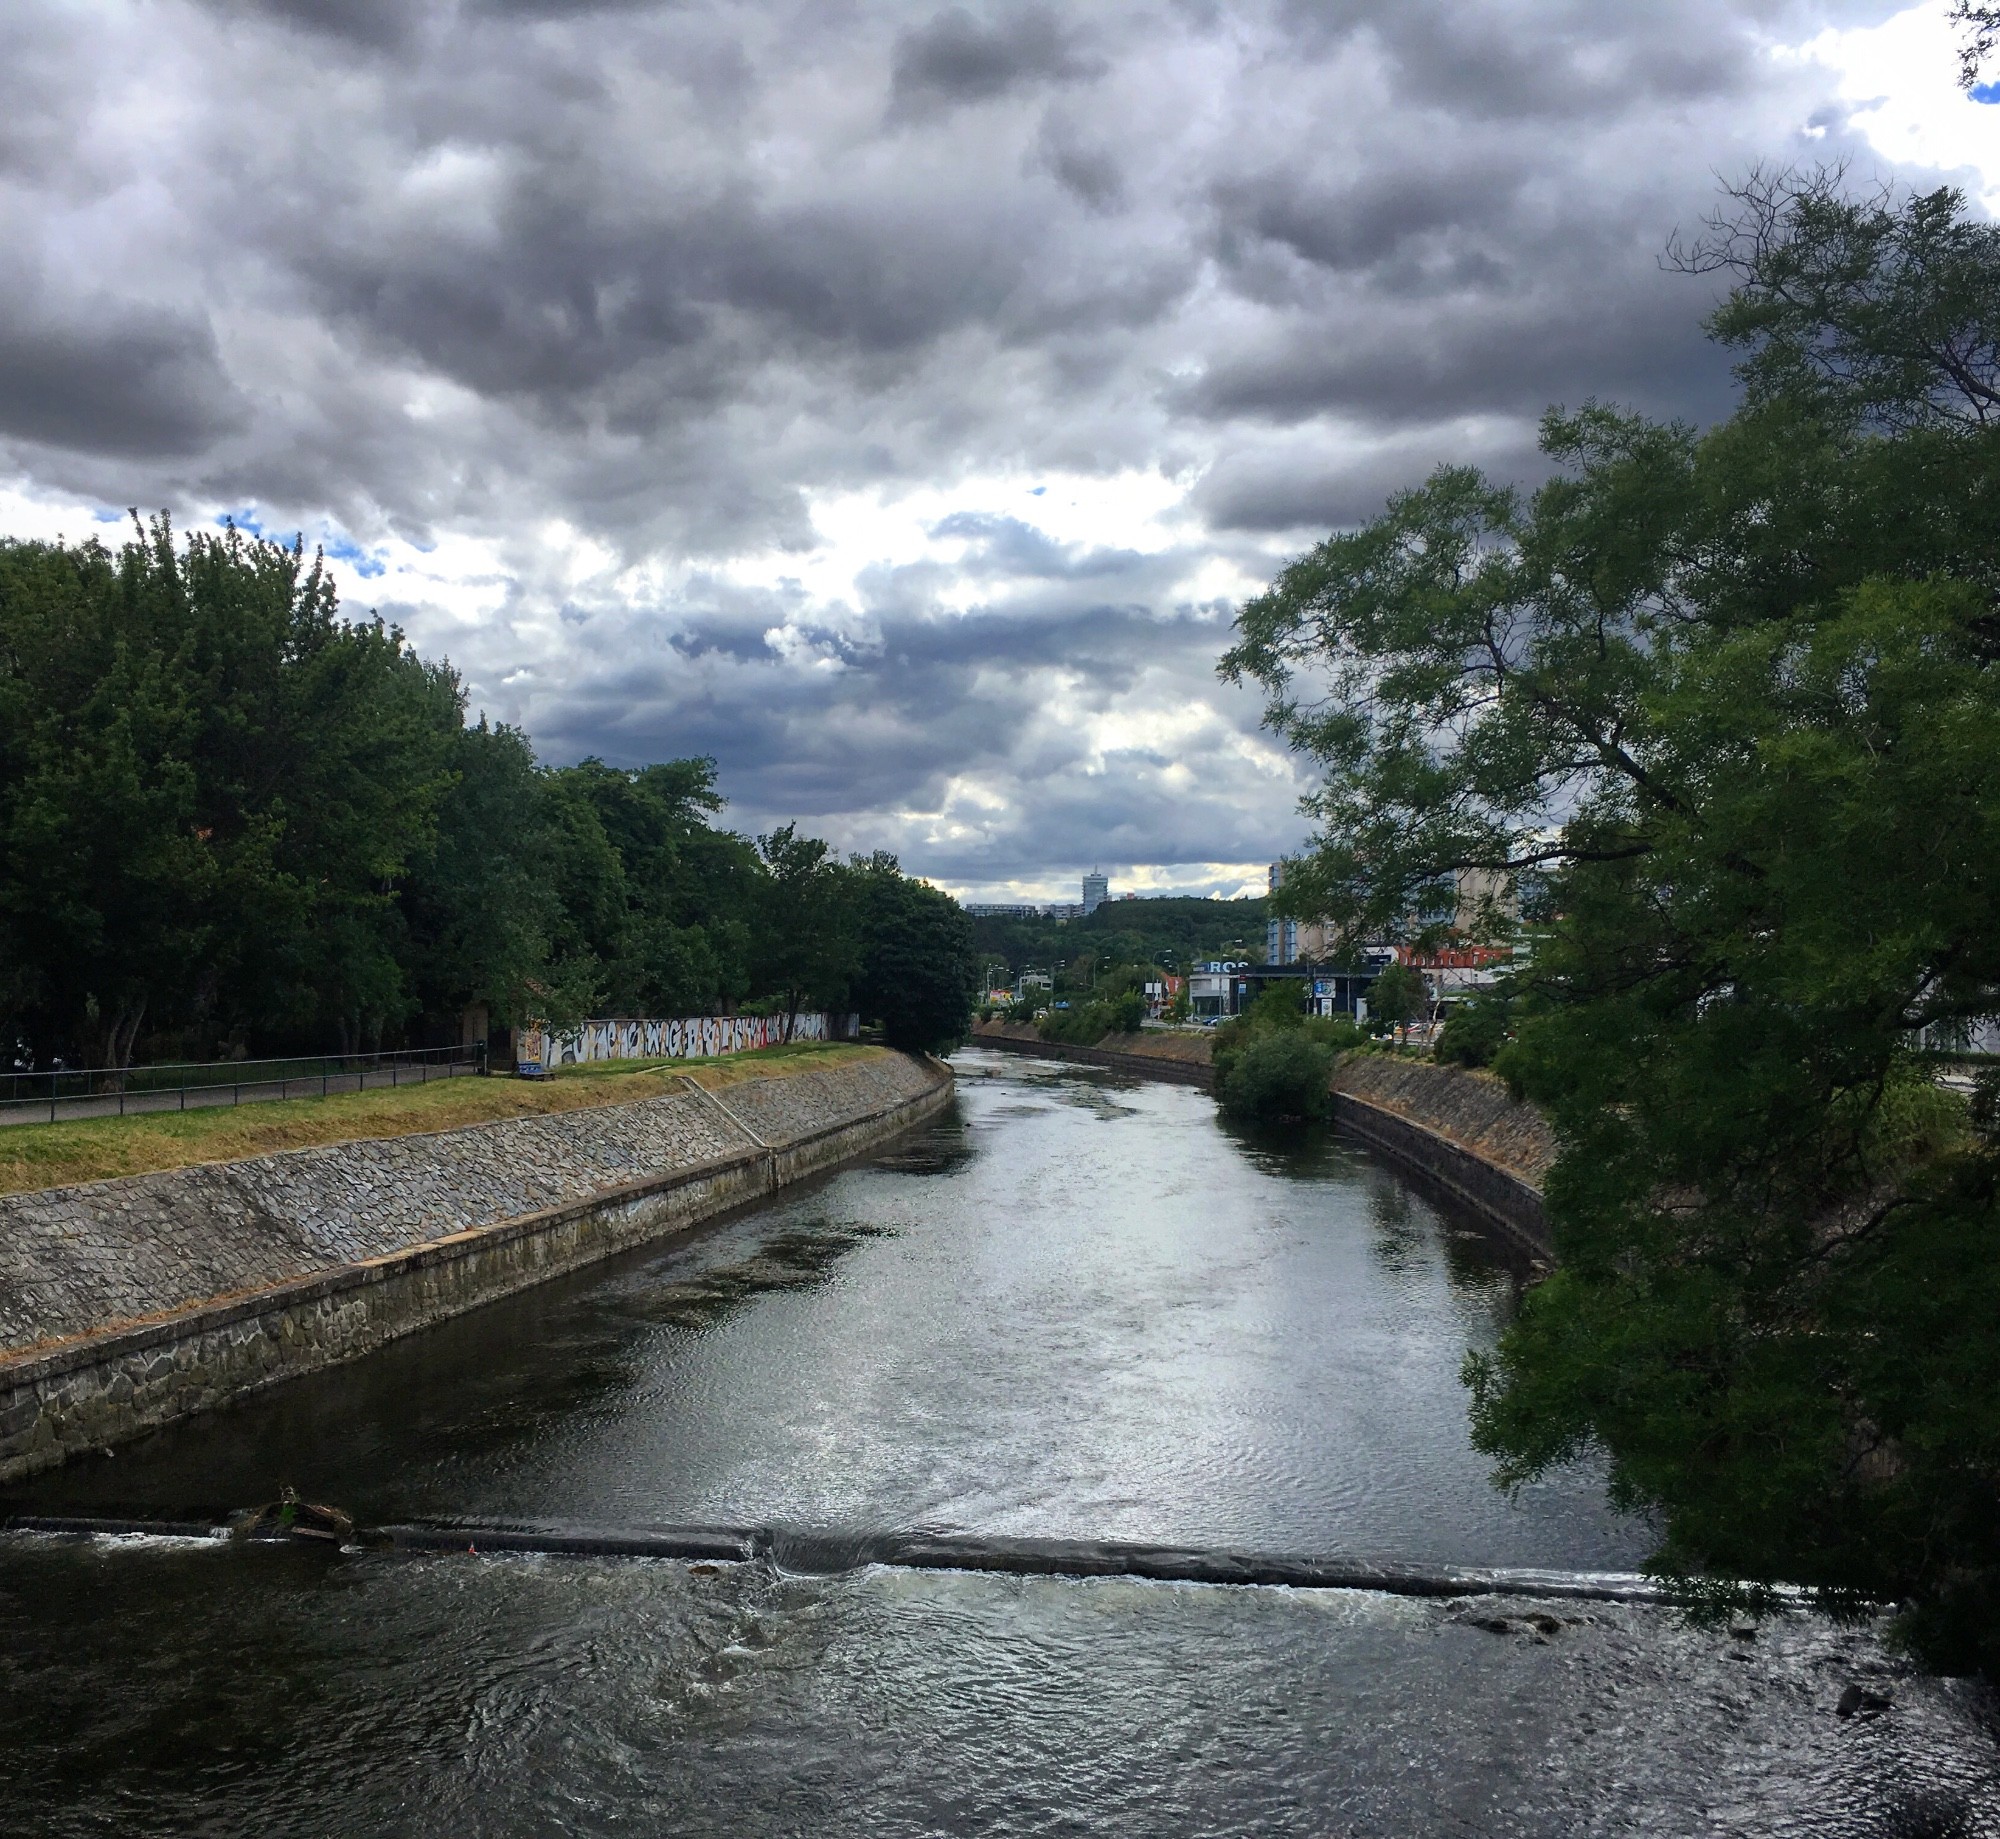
1328, 1059, 1555, 1260
0, 1053, 950, 1481
968, 1023, 1216, 1088
1330, 1057, 1557, 1188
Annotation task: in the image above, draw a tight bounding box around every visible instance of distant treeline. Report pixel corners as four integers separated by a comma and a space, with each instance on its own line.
969, 896, 1269, 982
0, 517, 978, 1068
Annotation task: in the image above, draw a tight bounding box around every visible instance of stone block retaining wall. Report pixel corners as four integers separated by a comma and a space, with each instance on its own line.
1329, 1055, 1557, 1188
0, 1053, 950, 1481
969, 1021, 1216, 1086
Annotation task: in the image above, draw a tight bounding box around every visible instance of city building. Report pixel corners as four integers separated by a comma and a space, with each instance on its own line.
1266, 861, 1299, 964
964, 903, 1046, 919
1082, 870, 1109, 915
1266, 860, 1335, 965
1187, 962, 1246, 1019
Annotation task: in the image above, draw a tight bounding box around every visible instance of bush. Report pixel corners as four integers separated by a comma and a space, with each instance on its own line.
1213, 1002, 1363, 1091
1302, 1013, 1366, 1053
1037, 989, 1146, 1045
1219, 1030, 1337, 1123
1435, 993, 1511, 1069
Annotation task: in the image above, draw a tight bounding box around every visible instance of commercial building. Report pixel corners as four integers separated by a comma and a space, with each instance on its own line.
1082, 870, 1109, 915
1187, 962, 1246, 1019
1187, 959, 1391, 1022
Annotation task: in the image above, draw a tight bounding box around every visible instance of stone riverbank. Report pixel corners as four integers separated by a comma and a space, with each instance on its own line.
0, 1052, 951, 1480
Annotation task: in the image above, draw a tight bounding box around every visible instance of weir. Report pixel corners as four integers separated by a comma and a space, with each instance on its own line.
5, 1512, 1674, 1603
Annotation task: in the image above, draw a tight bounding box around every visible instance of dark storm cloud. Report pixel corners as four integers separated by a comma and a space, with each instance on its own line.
0, 294, 244, 458
522, 585, 1264, 879
888, 6, 1100, 118
1191, 424, 1551, 534
216, 0, 427, 47
0, 0, 1916, 886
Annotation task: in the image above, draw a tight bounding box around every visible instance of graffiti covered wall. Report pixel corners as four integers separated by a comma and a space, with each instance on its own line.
516, 1013, 855, 1074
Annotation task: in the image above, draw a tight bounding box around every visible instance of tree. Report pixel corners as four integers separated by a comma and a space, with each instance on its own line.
752, 824, 860, 1038
854, 856, 979, 1052
0, 516, 462, 1065
545, 756, 757, 1019
1953, 3, 2000, 89
0, 519, 986, 1073
1221, 172, 2000, 1669
399, 719, 564, 1031
1219, 1030, 1336, 1125
1365, 963, 1425, 1039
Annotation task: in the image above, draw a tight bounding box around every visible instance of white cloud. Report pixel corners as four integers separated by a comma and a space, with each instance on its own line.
1794, 1, 2000, 206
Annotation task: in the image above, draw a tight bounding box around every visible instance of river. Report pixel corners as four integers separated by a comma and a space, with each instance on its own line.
1, 1047, 1994, 1834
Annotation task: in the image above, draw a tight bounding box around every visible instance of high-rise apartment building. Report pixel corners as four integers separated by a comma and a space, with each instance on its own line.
1266, 861, 1301, 964
1082, 870, 1109, 915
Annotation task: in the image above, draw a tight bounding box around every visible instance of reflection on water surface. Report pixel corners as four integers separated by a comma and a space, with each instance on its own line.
3, 1048, 1993, 1835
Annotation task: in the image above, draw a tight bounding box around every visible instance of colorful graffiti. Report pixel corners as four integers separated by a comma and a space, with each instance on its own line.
520, 1012, 855, 1074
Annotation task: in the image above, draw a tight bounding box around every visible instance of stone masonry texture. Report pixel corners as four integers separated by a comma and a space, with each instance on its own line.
1329, 1056, 1557, 1187
0, 1052, 949, 1479
0, 1052, 941, 1361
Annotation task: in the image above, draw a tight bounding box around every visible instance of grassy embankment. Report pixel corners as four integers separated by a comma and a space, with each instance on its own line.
0, 1042, 883, 1198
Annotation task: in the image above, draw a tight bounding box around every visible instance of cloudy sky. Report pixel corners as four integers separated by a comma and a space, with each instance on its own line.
3, 0, 1996, 900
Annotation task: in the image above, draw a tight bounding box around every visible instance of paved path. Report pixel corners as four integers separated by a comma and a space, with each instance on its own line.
0, 1062, 481, 1128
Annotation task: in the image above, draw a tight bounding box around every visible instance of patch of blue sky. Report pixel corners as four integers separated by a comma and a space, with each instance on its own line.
92, 507, 123, 523
1972, 82, 2000, 103
321, 533, 386, 577
217, 506, 269, 537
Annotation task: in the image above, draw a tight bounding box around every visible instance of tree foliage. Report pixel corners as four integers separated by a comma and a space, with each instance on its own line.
1953, 3, 2000, 89
1221, 172, 2000, 1669
854, 856, 981, 1053
1218, 1030, 1338, 1125
0, 519, 975, 1066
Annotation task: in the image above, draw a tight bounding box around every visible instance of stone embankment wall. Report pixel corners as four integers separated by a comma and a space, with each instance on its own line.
1327, 1057, 1554, 1259
969, 1021, 1216, 1086
968, 1021, 1552, 1256
0, 1053, 950, 1481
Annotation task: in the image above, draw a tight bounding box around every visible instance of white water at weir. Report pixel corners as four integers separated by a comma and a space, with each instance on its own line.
3, 1048, 1997, 1835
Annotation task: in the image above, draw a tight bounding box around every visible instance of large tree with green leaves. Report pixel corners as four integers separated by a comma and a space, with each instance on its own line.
852, 852, 979, 1053
0, 517, 462, 1063
751, 823, 862, 1038
1, 518, 986, 1073
1222, 172, 2000, 1669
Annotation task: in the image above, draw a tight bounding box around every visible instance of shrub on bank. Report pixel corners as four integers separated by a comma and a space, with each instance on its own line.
1038, 991, 1145, 1045
1435, 991, 1513, 1069
1219, 1030, 1338, 1123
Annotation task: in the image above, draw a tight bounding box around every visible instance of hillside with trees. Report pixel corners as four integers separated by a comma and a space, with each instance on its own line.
969, 895, 1268, 984
0, 518, 979, 1066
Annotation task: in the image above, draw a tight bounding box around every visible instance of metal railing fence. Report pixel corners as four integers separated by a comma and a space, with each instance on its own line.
0, 1043, 486, 1126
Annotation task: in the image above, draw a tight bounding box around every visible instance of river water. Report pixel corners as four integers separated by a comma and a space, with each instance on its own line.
2, 1047, 1995, 1834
